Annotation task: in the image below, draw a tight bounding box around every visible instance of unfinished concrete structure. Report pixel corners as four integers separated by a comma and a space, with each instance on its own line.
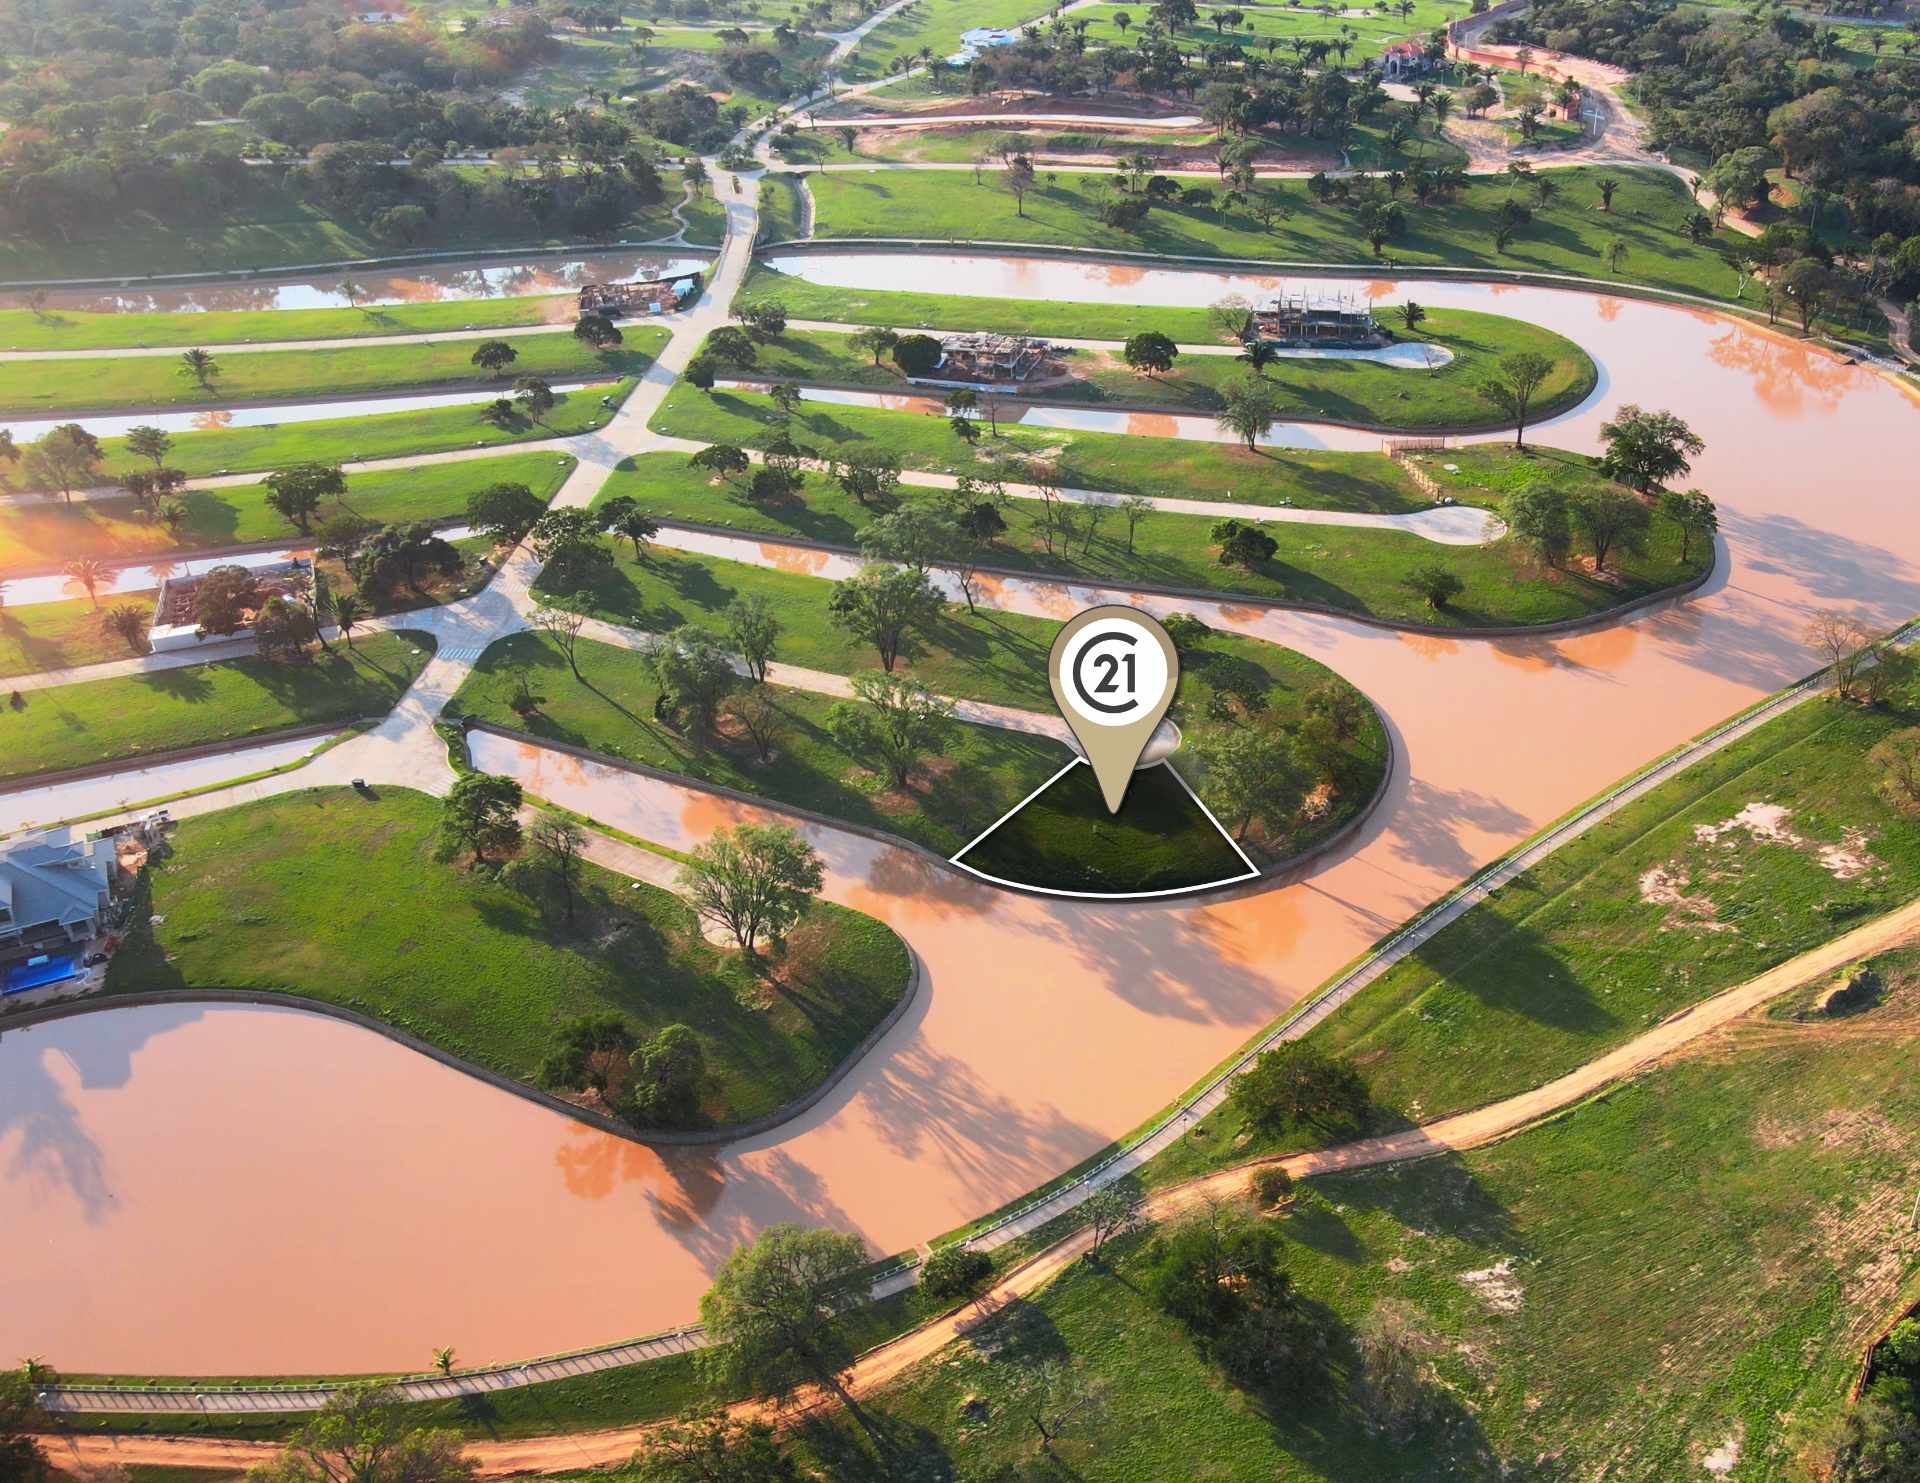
906, 332, 1050, 390
1244, 292, 1385, 349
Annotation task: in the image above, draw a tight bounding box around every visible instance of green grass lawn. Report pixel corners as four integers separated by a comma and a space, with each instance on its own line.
0, 630, 434, 783
807, 165, 1760, 305
715, 316, 1596, 431
107, 787, 913, 1129
1151, 667, 1920, 1200
650, 379, 1436, 513
0, 593, 156, 680
449, 631, 1075, 858
800, 966, 1920, 1479
1071, 0, 1467, 61
0, 326, 668, 416
2, 382, 628, 495
0, 296, 591, 353
756, 173, 811, 249
0, 450, 576, 569
600, 447, 1704, 629
955, 760, 1254, 893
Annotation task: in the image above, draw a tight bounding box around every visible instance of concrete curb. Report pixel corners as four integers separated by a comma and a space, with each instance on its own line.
639, 511, 1718, 641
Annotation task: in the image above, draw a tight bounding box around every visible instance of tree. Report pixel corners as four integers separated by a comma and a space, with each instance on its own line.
833, 448, 902, 508
1119, 493, 1153, 554
1352, 1302, 1438, 1441
1123, 330, 1179, 377
1477, 351, 1557, 449
1806, 610, 1879, 700
733, 300, 790, 343
1082, 1183, 1146, 1264
647, 625, 739, 731
629, 1023, 706, 1125
1005, 152, 1037, 216
126, 424, 173, 468
180, 346, 218, 388
1653, 488, 1716, 566
436, 772, 524, 868
467, 481, 546, 544
1194, 717, 1303, 842
330, 592, 366, 649
632, 1408, 800, 1483
0, 1369, 49, 1483
599, 495, 659, 560
848, 325, 899, 366
707, 325, 759, 368
353, 523, 459, 598
1595, 175, 1619, 212
539, 1011, 633, 1093
1215, 374, 1281, 451
726, 595, 781, 682
529, 810, 587, 924
528, 601, 587, 681
529, 508, 615, 589
683, 357, 718, 393
472, 339, 519, 377
857, 504, 959, 579
892, 333, 942, 378
990, 1356, 1109, 1458
253, 595, 317, 661
432, 1347, 456, 1378
678, 824, 824, 954
192, 564, 261, 638
104, 602, 150, 654
697, 1224, 882, 1448
22, 423, 102, 502
690, 444, 751, 485
63, 557, 110, 608
1401, 563, 1464, 610
514, 375, 556, 425
723, 686, 789, 763
573, 312, 623, 350
1503, 480, 1572, 566
829, 563, 943, 671
264, 462, 347, 533
1606, 237, 1628, 275
242, 1384, 473, 1483
1598, 405, 1705, 493
1211, 517, 1278, 569
1228, 1040, 1370, 1133
1703, 146, 1772, 212
1398, 300, 1426, 333
826, 671, 956, 789
1870, 727, 1920, 816
1573, 487, 1651, 572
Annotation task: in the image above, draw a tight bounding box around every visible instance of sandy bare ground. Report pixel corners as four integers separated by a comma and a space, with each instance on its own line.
37, 889, 1920, 1477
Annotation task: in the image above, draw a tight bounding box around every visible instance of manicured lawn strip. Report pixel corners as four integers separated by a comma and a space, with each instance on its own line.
0, 592, 156, 679
0, 327, 667, 416
808, 978, 1920, 1478
0, 451, 575, 569
446, 631, 1073, 858
0, 296, 582, 353
1, 382, 628, 495
956, 760, 1252, 893
807, 165, 1760, 304
109, 787, 912, 1127
1151, 673, 1920, 1200
604, 444, 1701, 631
528, 537, 1387, 856
649, 380, 1434, 513
755, 174, 810, 249
713, 316, 1596, 430
744, 263, 1237, 340
0, 630, 435, 783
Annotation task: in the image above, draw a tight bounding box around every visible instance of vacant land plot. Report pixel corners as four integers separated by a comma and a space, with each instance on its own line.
1, 630, 434, 783
110, 787, 912, 1128
808, 166, 1757, 304
0, 326, 667, 416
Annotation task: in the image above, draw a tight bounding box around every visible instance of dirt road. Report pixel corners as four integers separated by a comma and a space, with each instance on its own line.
38, 891, 1920, 1477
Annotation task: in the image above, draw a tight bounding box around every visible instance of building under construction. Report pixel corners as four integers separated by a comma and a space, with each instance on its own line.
1244, 292, 1384, 349
906, 331, 1050, 389
578, 272, 701, 317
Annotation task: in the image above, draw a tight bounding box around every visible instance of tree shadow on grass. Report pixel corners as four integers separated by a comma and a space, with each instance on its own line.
136, 662, 216, 704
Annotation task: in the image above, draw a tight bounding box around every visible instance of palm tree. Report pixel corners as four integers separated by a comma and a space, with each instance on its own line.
1596, 176, 1619, 212
180, 347, 217, 389
1607, 237, 1629, 274
330, 592, 366, 648
433, 1346, 457, 1376
1239, 339, 1279, 376
64, 557, 111, 607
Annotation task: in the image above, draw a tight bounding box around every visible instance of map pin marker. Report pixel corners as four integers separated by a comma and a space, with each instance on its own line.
1048, 604, 1180, 815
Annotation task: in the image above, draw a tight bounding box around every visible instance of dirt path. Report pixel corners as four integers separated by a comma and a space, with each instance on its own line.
38, 891, 1920, 1476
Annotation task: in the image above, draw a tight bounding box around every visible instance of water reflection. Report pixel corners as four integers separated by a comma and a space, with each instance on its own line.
35, 254, 707, 315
